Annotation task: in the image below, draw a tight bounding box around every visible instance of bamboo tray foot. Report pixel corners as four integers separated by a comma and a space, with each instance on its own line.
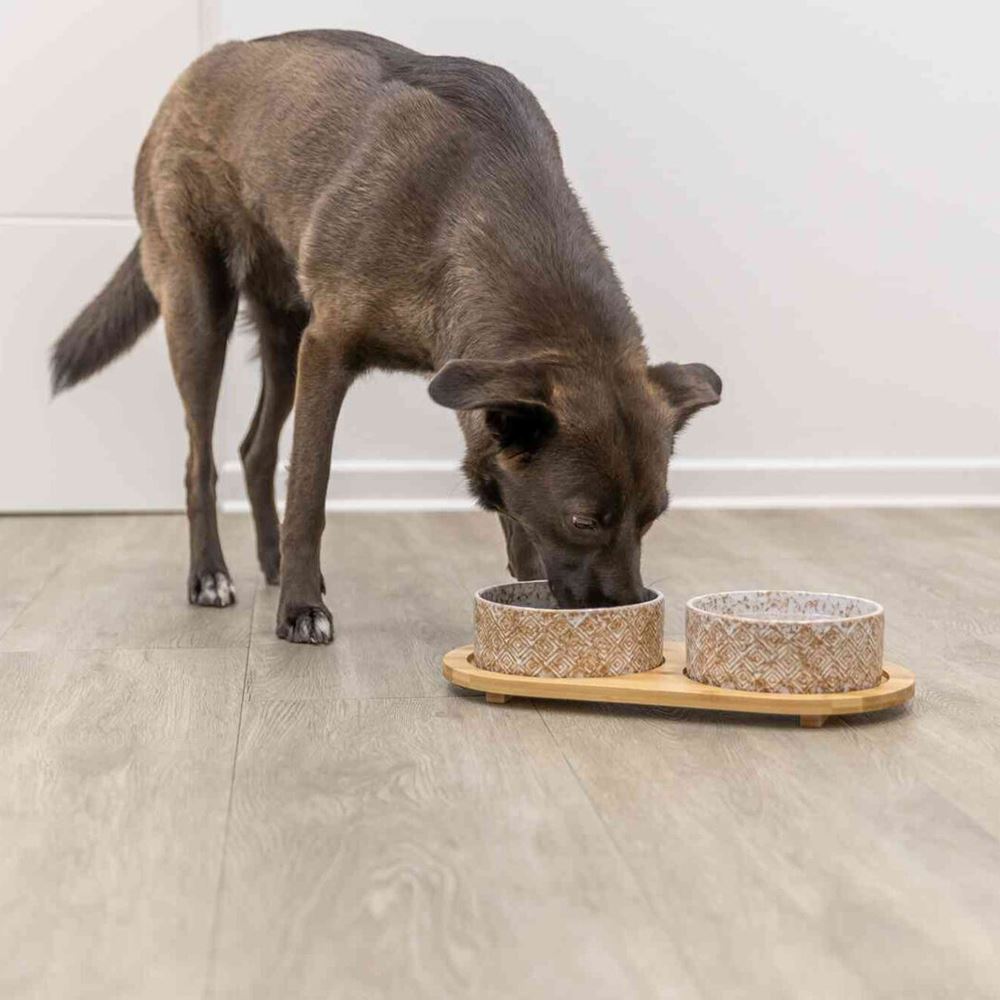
443, 641, 914, 727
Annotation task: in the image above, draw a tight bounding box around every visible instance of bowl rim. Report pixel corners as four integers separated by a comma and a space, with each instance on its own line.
475, 579, 664, 614
686, 589, 883, 626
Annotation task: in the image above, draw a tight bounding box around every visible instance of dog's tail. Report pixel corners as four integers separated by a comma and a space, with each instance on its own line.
50, 240, 160, 394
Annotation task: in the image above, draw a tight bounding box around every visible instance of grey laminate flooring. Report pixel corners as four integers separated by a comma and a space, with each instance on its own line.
1, 509, 998, 999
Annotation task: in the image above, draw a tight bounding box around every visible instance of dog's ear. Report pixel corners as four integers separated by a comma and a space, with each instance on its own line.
648, 362, 722, 432
429, 359, 556, 454
429, 359, 550, 410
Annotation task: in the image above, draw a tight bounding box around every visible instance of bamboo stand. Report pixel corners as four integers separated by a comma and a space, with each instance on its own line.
443, 640, 914, 727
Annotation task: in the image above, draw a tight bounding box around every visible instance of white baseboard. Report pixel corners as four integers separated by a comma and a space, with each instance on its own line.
218, 457, 1000, 512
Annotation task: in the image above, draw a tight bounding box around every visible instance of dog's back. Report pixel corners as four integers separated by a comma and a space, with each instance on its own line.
135, 32, 562, 304
56, 31, 616, 389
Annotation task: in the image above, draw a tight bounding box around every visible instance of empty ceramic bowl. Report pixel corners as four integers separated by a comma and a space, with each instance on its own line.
473, 581, 664, 678
685, 590, 884, 694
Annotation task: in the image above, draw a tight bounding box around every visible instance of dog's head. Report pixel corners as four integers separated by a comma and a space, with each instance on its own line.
429, 353, 721, 608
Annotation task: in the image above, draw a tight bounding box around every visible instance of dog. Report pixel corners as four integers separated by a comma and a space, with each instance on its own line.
51, 30, 722, 644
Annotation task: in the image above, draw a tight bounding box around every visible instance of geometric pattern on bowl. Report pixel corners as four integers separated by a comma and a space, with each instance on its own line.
474, 581, 664, 678
685, 590, 884, 694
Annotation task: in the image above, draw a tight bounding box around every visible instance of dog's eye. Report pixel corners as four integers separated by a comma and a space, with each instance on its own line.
571, 514, 600, 531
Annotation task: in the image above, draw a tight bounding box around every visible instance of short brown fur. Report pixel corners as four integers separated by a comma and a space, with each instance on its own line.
51, 31, 721, 643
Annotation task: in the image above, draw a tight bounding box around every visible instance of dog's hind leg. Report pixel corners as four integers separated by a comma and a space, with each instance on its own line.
239, 298, 303, 584
157, 250, 238, 607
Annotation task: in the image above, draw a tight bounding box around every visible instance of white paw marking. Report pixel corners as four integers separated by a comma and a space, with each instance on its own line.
194, 572, 235, 607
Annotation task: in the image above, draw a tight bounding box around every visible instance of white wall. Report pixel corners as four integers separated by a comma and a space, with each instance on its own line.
2, 1, 998, 510
0, 0, 201, 510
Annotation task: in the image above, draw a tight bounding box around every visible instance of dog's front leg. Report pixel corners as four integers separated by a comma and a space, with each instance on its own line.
276, 317, 356, 643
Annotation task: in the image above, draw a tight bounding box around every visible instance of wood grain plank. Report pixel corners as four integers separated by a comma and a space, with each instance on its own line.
0, 646, 246, 1000
2, 509, 999, 1000
1, 516, 257, 651
209, 696, 687, 1000
0, 515, 88, 638
539, 699, 1000, 999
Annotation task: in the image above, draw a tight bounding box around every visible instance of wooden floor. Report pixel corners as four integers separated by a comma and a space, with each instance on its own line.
1, 508, 998, 999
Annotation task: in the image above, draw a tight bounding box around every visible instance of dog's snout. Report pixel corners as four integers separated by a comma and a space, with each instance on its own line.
549, 577, 645, 609
589, 562, 645, 608
544, 542, 644, 609
607, 584, 647, 607
591, 584, 646, 608
547, 578, 578, 608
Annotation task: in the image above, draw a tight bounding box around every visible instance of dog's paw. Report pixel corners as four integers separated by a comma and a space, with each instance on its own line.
276, 604, 334, 644
189, 570, 236, 608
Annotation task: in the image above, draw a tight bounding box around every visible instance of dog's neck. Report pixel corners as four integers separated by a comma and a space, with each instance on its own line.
434, 163, 644, 367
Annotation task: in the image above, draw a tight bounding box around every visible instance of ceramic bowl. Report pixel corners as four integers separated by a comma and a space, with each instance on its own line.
685, 590, 884, 694
473, 581, 664, 678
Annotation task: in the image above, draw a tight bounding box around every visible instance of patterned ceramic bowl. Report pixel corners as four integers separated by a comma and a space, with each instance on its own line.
685, 590, 884, 694
474, 581, 664, 678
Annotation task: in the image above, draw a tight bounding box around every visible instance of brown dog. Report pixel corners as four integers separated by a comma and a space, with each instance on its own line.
51, 30, 721, 644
